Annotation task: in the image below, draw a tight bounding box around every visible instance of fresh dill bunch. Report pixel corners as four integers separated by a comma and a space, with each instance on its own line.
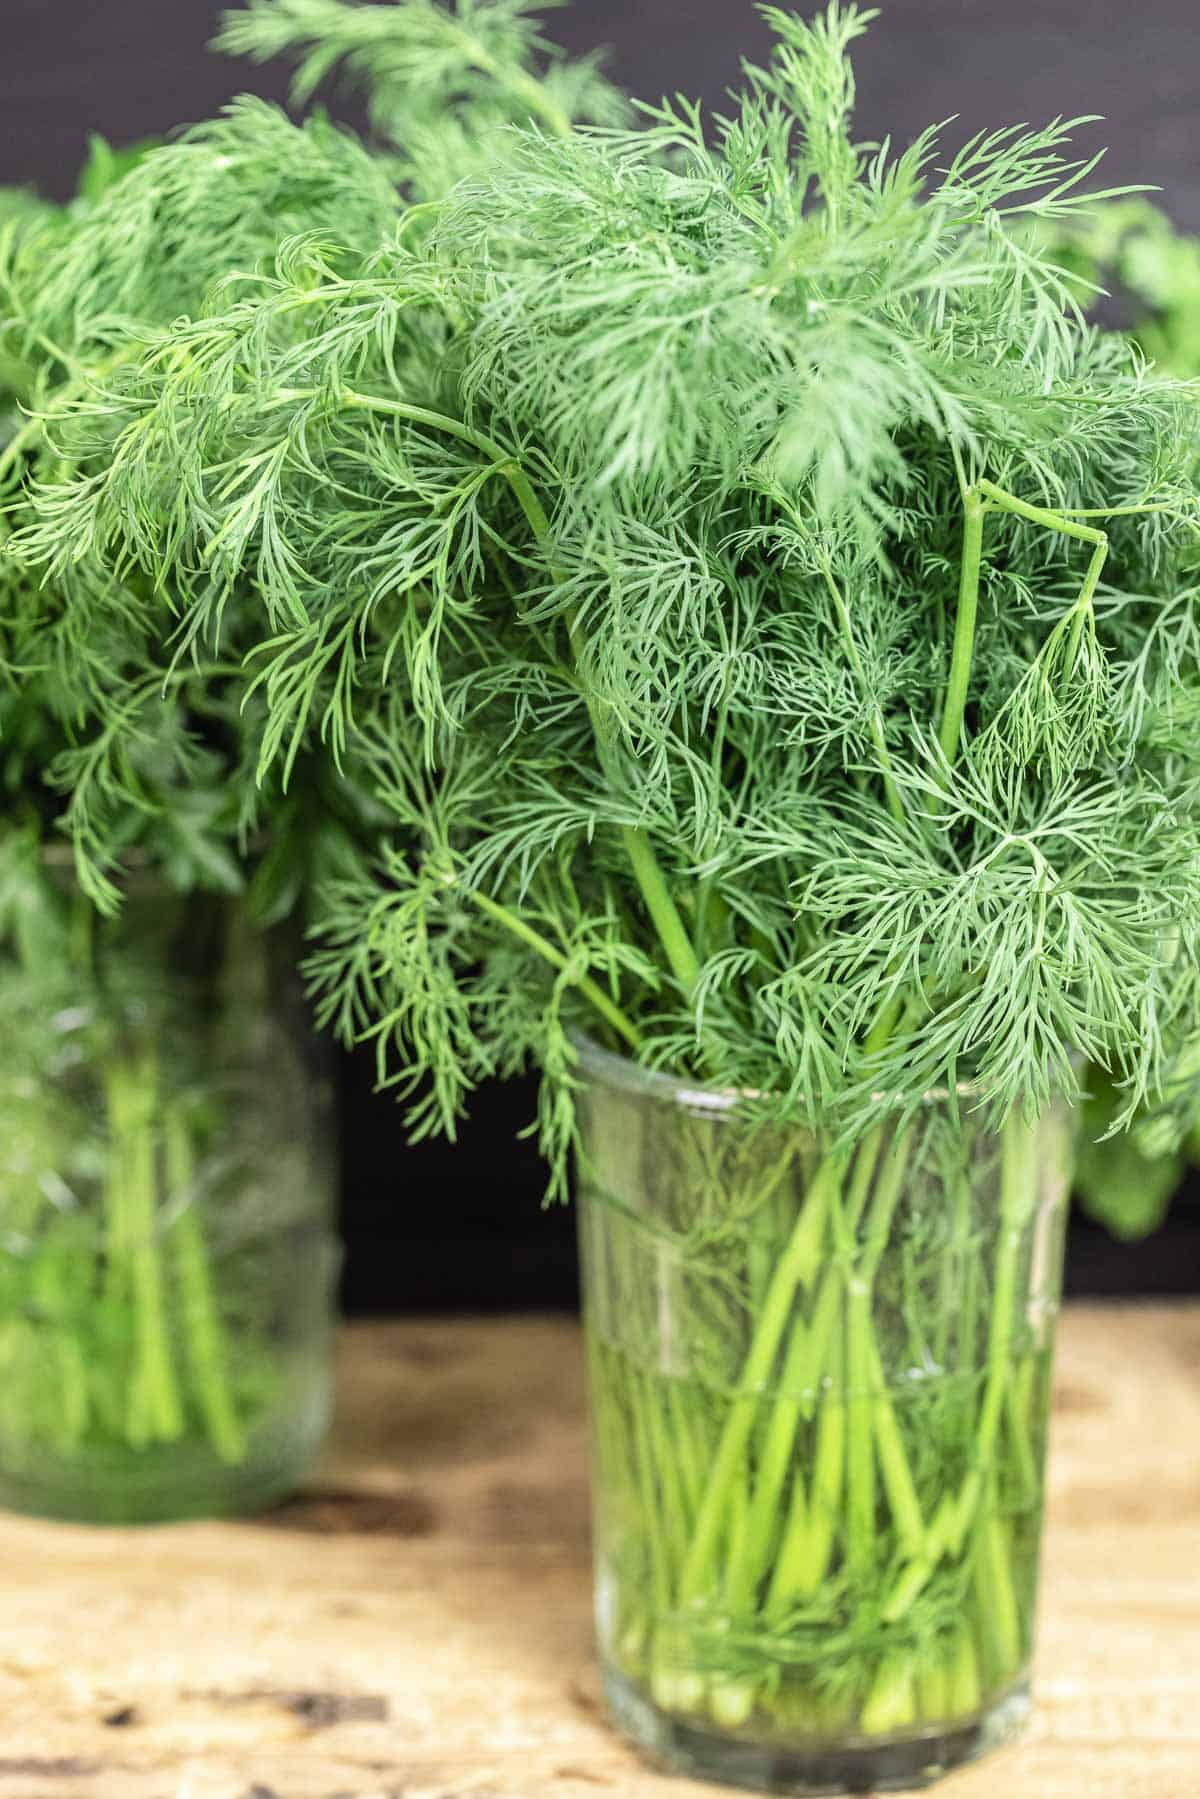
9, 0, 1200, 1186
0, 148, 387, 919
0, 139, 362, 1520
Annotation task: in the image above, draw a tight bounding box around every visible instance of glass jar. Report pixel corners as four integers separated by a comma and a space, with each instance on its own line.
576, 1037, 1074, 1794
0, 867, 338, 1522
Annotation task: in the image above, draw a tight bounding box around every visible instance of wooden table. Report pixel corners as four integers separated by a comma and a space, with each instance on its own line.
0, 1305, 1197, 1799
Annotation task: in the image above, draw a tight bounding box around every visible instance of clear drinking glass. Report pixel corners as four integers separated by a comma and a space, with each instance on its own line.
576, 1036, 1074, 1794
0, 874, 338, 1522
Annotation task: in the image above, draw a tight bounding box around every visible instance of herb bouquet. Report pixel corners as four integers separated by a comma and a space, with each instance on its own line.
0, 150, 380, 1520
11, 0, 1200, 1784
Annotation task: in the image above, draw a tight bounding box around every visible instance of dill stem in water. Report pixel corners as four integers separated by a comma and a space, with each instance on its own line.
168, 1107, 246, 1465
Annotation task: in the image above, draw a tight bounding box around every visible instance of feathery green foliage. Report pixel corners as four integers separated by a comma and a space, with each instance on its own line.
0, 142, 353, 1511
10, 0, 1200, 1178
0, 126, 388, 912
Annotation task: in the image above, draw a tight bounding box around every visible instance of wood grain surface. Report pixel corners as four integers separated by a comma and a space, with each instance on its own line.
0, 1305, 1196, 1799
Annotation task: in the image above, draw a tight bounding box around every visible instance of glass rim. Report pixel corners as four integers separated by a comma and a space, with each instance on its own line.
573, 1031, 745, 1114
571, 1032, 1069, 1117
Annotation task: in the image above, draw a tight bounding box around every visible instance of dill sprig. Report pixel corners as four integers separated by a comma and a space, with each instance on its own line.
216, 0, 630, 195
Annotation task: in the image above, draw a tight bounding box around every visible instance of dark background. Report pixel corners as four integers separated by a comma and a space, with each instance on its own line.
4, 0, 1200, 1309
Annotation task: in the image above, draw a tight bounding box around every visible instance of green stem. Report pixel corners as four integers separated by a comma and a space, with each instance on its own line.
695, 880, 732, 962
973, 1505, 1023, 1685
861, 1652, 918, 1737
917, 1654, 949, 1726
859, 1132, 924, 1555
946, 1622, 983, 1719
469, 890, 642, 1051
644, 1373, 691, 1585
865, 1332, 924, 1555
938, 490, 985, 766
32, 1242, 89, 1449
630, 1372, 671, 1619
1004, 1354, 1038, 1506
836, 1123, 929, 1574
971, 485, 1115, 701
843, 1281, 877, 1578
667, 1382, 705, 1519
619, 826, 701, 996
764, 1326, 845, 1616
970, 1113, 1038, 1483
726, 1270, 841, 1609
885, 1107, 1037, 1614
121, 1050, 184, 1445
680, 987, 913, 1610
1063, 540, 1109, 675
679, 1151, 847, 1604
166, 1107, 245, 1466
103, 1063, 131, 1303
934, 1167, 972, 1380
975, 478, 1110, 549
